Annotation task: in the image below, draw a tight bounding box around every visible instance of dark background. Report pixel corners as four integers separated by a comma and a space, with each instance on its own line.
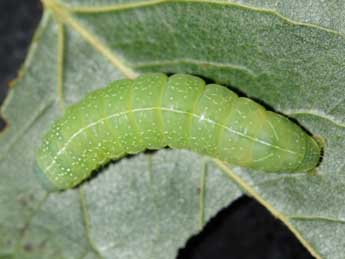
0, 1, 314, 258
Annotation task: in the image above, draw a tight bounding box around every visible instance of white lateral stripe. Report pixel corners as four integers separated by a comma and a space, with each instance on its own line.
44, 107, 296, 172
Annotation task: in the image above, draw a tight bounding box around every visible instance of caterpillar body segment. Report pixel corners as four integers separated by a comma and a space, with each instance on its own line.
35, 73, 321, 191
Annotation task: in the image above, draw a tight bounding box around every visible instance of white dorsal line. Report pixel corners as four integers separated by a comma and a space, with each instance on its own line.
44, 107, 297, 172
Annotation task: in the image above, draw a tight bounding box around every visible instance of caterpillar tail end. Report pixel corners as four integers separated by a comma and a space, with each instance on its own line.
34, 162, 60, 192
295, 136, 322, 172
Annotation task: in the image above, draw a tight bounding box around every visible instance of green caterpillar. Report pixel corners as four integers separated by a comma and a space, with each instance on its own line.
34, 73, 321, 191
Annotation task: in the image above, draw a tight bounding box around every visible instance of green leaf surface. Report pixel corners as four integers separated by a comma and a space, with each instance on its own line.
1, 0, 344, 258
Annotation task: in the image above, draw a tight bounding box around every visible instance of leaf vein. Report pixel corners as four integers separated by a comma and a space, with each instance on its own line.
288, 215, 345, 224
132, 58, 257, 77
198, 159, 207, 228
64, 0, 343, 37
285, 109, 345, 129
213, 159, 323, 259
57, 22, 65, 109
79, 188, 104, 259
42, 0, 138, 79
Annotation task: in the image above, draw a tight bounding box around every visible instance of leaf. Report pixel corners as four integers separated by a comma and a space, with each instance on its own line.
0, 0, 344, 258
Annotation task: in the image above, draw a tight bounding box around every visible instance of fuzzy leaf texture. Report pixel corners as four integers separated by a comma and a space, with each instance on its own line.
1, 0, 344, 258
